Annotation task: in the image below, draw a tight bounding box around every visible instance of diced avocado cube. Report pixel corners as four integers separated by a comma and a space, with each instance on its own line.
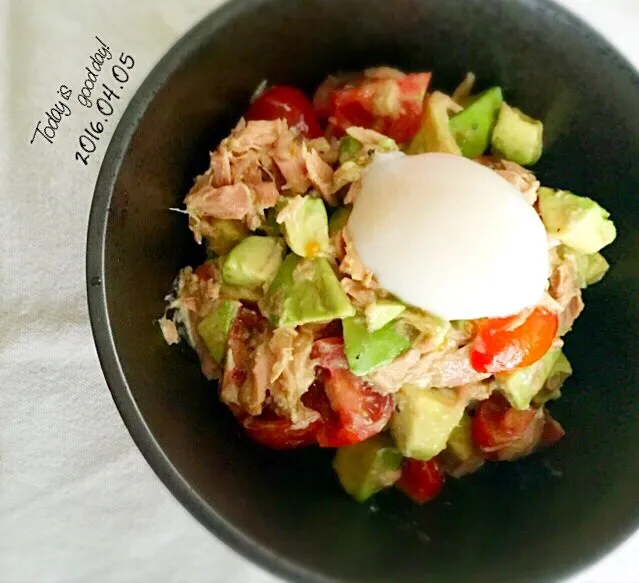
533, 350, 572, 406
280, 196, 330, 258
260, 254, 355, 327
496, 348, 563, 410
222, 236, 285, 289
205, 219, 249, 256
491, 102, 543, 166
439, 414, 484, 478
197, 300, 241, 364
449, 87, 503, 158
328, 207, 352, 237
538, 187, 616, 254
333, 435, 402, 502
580, 249, 612, 285
338, 136, 363, 164
390, 385, 465, 461
575, 252, 610, 288
400, 309, 450, 348
407, 92, 462, 155
343, 316, 412, 376
365, 299, 406, 332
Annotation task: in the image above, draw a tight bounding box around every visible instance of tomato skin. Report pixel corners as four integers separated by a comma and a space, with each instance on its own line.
472, 393, 537, 451
396, 458, 445, 504
329, 72, 431, 144
243, 416, 322, 450
539, 413, 565, 448
312, 320, 343, 341
301, 377, 365, 448
309, 338, 393, 447
313, 74, 356, 118
302, 378, 335, 421
316, 419, 360, 448
246, 85, 322, 138
222, 307, 270, 402
470, 393, 560, 461
194, 261, 217, 282
470, 308, 559, 374
317, 369, 393, 447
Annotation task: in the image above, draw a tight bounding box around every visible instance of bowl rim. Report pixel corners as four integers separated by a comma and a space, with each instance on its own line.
86, 1, 639, 581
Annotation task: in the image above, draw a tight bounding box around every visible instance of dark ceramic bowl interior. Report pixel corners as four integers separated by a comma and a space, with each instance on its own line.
87, 1, 639, 581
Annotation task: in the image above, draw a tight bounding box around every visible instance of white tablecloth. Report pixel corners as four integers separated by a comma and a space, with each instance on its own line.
1, 1, 638, 581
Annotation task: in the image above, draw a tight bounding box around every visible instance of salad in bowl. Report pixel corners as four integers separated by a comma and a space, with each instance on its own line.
160, 67, 615, 504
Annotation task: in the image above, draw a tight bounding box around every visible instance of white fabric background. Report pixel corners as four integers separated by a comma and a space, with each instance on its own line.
1, 1, 638, 582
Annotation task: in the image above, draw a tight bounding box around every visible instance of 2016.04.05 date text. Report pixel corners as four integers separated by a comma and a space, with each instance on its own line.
75, 52, 135, 166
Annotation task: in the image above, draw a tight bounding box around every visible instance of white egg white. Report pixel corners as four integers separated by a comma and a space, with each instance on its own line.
347, 153, 549, 320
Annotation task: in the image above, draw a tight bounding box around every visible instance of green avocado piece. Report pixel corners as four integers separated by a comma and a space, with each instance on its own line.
333, 435, 403, 502
343, 316, 411, 376
390, 385, 465, 461
280, 196, 330, 258
197, 300, 241, 364
496, 348, 563, 410
538, 187, 616, 254
449, 87, 503, 158
365, 299, 406, 332
328, 207, 352, 237
491, 102, 543, 166
222, 236, 285, 289
260, 254, 355, 327
439, 414, 484, 478
205, 219, 249, 256
338, 136, 363, 164
407, 92, 463, 155
575, 251, 610, 288
533, 350, 572, 406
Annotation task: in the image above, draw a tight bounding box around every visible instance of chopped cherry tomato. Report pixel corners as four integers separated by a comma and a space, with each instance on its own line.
303, 381, 347, 447
311, 337, 349, 370
312, 320, 343, 341
470, 307, 559, 374
329, 72, 431, 144
309, 337, 392, 446
472, 394, 537, 450
317, 369, 393, 447
302, 378, 334, 420
194, 261, 217, 282
396, 458, 445, 504
471, 394, 547, 460
223, 308, 270, 391
246, 85, 322, 138
539, 413, 565, 448
243, 416, 322, 450
312, 73, 359, 118
301, 376, 352, 447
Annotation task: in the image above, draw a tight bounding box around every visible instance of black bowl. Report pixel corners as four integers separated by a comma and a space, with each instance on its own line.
87, 1, 639, 581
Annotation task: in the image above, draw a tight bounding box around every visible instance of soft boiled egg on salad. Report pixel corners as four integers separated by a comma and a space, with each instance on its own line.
348, 152, 549, 321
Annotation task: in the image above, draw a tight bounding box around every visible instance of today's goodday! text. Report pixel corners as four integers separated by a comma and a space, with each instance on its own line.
28, 36, 136, 167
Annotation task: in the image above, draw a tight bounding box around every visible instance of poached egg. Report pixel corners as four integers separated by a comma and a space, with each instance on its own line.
347, 153, 548, 321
